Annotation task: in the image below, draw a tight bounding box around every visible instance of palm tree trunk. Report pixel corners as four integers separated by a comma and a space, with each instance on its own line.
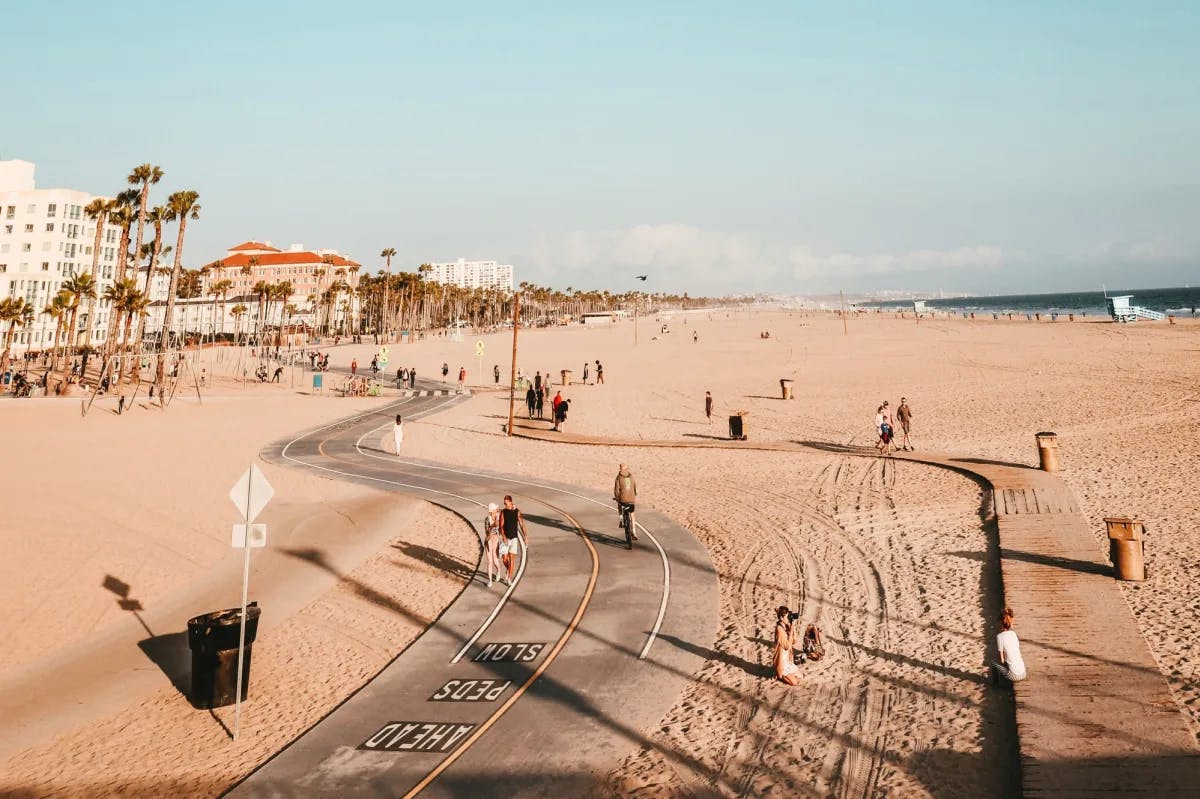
155, 218, 188, 397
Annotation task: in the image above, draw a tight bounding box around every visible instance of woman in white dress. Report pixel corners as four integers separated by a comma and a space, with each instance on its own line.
392, 415, 404, 453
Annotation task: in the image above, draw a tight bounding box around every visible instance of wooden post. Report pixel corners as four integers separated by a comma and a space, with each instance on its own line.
507, 292, 520, 437
839, 290, 848, 336
634, 297, 639, 346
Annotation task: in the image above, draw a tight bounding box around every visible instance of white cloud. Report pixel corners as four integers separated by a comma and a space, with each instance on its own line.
526, 224, 1013, 291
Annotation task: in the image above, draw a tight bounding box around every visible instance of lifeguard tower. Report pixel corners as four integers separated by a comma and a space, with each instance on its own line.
912, 300, 927, 314
1106, 295, 1164, 323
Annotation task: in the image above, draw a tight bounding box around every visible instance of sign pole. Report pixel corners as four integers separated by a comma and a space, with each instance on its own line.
233, 475, 253, 741
507, 293, 520, 437
839, 289, 848, 337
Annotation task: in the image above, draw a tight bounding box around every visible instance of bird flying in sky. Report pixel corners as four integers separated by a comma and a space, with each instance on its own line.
635, 275, 648, 281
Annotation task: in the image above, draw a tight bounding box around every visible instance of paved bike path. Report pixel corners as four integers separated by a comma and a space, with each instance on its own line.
226, 391, 719, 797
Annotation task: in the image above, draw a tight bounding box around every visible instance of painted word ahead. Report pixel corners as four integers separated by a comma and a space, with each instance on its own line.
471, 642, 546, 663
430, 678, 512, 703
359, 721, 476, 753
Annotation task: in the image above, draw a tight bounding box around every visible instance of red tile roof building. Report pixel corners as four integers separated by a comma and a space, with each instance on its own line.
200, 241, 362, 316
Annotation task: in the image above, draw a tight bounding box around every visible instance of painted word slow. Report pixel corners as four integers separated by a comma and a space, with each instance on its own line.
472, 642, 546, 662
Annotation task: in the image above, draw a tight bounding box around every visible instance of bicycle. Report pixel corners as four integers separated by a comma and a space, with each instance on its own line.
617, 501, 635, 549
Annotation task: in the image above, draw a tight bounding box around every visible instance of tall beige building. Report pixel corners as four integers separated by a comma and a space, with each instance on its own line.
0, 160, 121, 351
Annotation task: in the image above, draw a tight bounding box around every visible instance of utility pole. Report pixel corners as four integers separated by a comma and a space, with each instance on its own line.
839, 289, 848, 337
634, 295, 639, 346
507, 292, 520, 437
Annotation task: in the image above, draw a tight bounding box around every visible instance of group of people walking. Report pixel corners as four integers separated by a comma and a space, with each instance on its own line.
873, 397, 913, 453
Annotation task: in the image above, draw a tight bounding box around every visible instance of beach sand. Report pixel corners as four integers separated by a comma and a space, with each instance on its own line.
2, 310, 1197, 797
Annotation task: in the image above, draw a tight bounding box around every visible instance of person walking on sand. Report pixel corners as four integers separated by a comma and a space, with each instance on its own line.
693, 330, 698, 343
595, 360, 604, 384
896, 396, 914, 451
392, 415, 404, 453
554, 397, 570, 433
409, 367, 416, 389
874, 405, 891, 454
351, 358, 358, 376
534, 370, 542, 394
705, 390, 713, 424
499, 495, 528, 583
525, 384, 537, 418
442, 362, 449, 382
583, 362, 589, 384
989, 608, 1027, 686
773, 607, 801, 686
458, 366, 466, 392
494, 364, 500, 384
535, 387, 545, 419
484, 502, 504, 587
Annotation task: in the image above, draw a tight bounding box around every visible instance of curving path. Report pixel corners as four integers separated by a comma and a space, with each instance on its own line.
224, 387, 719, 798
509, 420, 1200, 797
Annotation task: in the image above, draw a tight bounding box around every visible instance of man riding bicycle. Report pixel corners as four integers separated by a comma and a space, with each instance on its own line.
613, 463, 638, 541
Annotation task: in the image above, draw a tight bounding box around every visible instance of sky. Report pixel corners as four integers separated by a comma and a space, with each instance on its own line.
4, 1, 1198, 296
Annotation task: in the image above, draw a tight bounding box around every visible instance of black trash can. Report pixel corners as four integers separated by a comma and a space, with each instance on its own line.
728, 414, 746, 440
187, 603, 262, 709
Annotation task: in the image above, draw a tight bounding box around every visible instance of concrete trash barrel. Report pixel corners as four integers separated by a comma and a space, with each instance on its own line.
187, 603, 262, 709
1035, 432, 1059, 472
560, 369, 572, 386
728, 411, 748, 440
1104, 517, 1146, 581
780, 378, 794, 400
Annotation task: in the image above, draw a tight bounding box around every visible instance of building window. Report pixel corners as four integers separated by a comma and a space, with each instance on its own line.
22, 243, 31, 252
0, 265, 5, 273
5, 206, 14, 219
24, 224, 33, 233
41, 262, 49, 271
3, 225, 10, 234
47, 204, 56, 218
45, 223, 54, 232
26, 204, 35, 214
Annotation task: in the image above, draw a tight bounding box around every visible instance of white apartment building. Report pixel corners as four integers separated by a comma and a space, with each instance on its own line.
427, 258, 513, 292
0, 160, 121, 352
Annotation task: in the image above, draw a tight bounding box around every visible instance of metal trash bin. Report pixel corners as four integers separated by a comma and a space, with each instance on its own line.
1104, 517, 1146, 581
780, 379, 794, 400
187, 603, 262, 709
1035, 432, 1059, 472
560, 369, 572, 386
728, 412, 748, 441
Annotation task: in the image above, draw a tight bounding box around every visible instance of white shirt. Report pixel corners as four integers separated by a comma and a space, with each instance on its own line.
997, 629, 1026, 679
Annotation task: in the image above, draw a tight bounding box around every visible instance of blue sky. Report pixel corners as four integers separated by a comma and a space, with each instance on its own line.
5, 1, 1198, 295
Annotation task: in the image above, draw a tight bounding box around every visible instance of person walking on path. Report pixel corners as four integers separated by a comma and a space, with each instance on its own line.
525, 385, 537, 418
874, 405, 894, 454
499, 495, 528, 583
535, 388, 545, 419
534, 370, 542, 394
613, 463, 638, 538
441, 362, 449, 382
409, 367, 416, 389
896, 397, 914, 451
458, 366, 466, 393
554, 397, 570, 433
693, 330, 698, 343
494, 364, 500, 384
705, 391, 713, 424
595, 360, 604, 384
989, 608, 1027, 686
583, 362, 589, 383
484, 502, 504, 587
773, 606, 801, 686
351, 358, 358, 376
392, 415, 404, 453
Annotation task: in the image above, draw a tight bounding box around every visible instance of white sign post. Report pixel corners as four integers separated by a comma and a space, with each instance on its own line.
228, 464, 274, 741
475, 340, 484, 388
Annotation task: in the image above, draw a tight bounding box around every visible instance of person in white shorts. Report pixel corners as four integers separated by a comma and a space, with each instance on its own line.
990, 608, 1027, 685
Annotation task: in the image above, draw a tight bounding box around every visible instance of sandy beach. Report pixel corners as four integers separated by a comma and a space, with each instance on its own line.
2, 309, 1197, 797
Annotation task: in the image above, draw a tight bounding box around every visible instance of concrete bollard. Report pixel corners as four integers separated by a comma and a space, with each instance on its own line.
780, 378, 794, 400
1104, 517, 1146, 581
1035, 432, 1059, 472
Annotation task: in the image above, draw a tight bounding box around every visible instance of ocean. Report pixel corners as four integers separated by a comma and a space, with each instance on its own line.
857, 286, 1200, 317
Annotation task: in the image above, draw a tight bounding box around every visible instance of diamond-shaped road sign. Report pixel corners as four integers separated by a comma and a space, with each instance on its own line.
229, 464, 274, 523
475, 340, 485, 357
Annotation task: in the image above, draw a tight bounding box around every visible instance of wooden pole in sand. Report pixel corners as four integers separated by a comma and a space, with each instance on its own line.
839, 290, 848, 336
507, 292, 520, 437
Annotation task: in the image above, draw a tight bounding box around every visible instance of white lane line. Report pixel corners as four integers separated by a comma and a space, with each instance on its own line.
352, 421, 672, 660
279, 393, 528, 663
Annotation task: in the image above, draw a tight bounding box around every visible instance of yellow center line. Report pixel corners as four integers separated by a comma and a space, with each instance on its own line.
310, 430, 602, 798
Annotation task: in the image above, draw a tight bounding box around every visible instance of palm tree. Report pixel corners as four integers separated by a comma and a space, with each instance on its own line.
230, 304, 249, 344
273, 280, 294, 346
111, 189, 140, 281
0, 297, 33, 381
59, 272, 96, 353
380, 248, 396, 337
251, 281, 271, 343
211, 279, 233, 339
84, 196, 116, 285
41, 291, 72, 376
176, 269, 203, 344
141, 205, 169, 297
127, 164, 164, 284
102, 278, 138, 373
156, 190, 200, 396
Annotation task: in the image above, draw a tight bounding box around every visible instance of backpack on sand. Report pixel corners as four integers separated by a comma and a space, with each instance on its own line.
802, 624, 825, 661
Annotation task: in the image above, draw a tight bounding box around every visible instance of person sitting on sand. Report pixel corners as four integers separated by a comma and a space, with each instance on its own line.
773, 607, 801, 686
989, 608, 1027, 686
